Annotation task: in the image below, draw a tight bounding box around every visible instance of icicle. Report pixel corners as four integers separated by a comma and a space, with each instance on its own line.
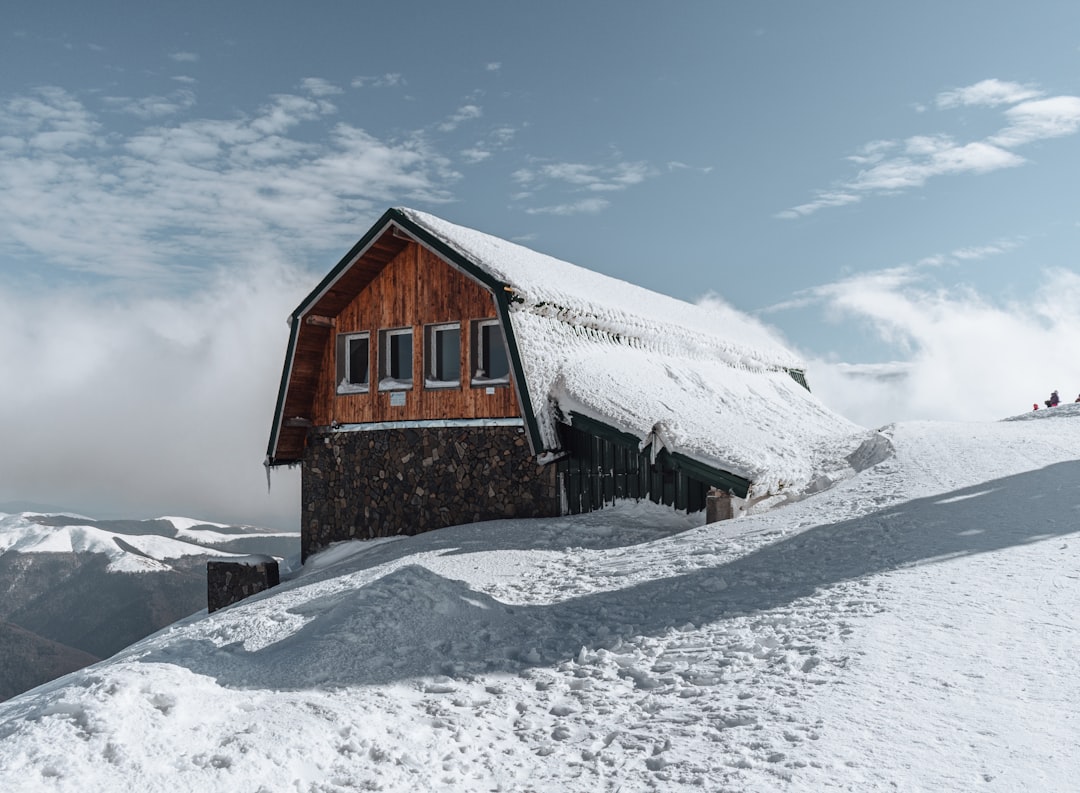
639, 420, 674, 464
263, 456, 272, 493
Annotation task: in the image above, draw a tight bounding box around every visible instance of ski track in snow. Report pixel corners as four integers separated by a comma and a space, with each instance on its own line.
1, 412, 1079, 791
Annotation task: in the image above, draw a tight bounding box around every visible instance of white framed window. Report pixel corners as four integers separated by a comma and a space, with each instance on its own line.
424, 322, 461, 389
471, 318, 509, 386
335, 332, 370, 394
378, 327, 413, 391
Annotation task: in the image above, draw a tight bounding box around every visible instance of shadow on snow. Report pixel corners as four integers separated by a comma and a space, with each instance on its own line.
139, 460, 1080, 690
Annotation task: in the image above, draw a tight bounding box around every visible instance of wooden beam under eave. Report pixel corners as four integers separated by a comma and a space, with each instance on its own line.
305, 315, 335, 327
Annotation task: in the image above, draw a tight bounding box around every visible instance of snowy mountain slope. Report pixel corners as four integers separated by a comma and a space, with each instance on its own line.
0, 515, 299, 701
1, 408, 1079, 791
0, 514, 299, 572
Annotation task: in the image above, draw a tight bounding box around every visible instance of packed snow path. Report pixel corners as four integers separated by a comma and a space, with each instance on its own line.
1, 409, 1079, 791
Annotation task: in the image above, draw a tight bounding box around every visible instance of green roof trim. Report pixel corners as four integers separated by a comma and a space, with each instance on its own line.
266, 310, 301, 462
566, 412, 752, 498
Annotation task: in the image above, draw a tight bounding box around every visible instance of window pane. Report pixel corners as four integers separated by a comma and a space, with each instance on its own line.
482, 324, 509, 380
389, 332, 412, 380
348, 337, 368, 385
435, 327, 460, 381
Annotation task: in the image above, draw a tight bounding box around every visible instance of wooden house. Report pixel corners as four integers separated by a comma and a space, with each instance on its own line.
267, 208, 860, 561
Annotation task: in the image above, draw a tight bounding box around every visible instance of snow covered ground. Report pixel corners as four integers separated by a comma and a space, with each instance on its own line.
1, 406, 1079, 791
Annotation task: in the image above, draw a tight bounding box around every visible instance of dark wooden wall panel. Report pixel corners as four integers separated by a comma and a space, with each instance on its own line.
311, 243, 521, 426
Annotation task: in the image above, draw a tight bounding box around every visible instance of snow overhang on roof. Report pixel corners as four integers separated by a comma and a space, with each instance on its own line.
267, 208, 864, 501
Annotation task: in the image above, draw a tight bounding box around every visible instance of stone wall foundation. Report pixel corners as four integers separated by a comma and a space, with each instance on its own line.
301, 425, 560, 560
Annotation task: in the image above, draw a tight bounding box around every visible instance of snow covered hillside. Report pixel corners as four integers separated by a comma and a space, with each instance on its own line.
0, 515, 298, 700
0, 513, 298, 573
1, 407, 1079, 791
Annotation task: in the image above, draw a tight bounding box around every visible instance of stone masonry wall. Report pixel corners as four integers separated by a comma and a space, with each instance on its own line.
301, 425, 560, 560
207, 558, 280, 613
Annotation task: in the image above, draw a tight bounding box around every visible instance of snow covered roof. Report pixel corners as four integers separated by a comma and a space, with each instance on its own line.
269, 208, 865, 500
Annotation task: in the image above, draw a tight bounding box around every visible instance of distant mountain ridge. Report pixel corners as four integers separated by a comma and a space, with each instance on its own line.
0, 511, 298, 701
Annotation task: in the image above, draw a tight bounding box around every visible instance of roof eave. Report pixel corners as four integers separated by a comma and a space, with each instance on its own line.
565, 411, 752, 498
266, 314, 302, 465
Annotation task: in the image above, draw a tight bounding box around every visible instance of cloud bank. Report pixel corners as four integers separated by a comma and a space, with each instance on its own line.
793, 267, 1080, 428
0, 266, 308, 528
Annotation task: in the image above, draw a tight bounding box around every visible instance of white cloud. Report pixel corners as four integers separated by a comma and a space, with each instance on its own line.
169, 51, 199, 63
515, 159, 652, 195
989, 96, 1080, 147
250, 93, 336, 136
846, 140, 897, 165
789, 268, 1080, 428
775, 191, 860, 219
512, 158, 655, 214
490, 126, 516, 146
511, 168, 535, 185
950, 239, 1021, 260
669, 161, 713, 175
0, 265, 306, 528
457, 125, 517, 166
535, 163, 595, 185
1, 87, 100, 151
524, 197, 610, 215
936, 78, 1042, 109
351, 73, 404, 89
849, 140, 1024, 193
461, 147, 491, 163
0, 86, 461, 280
103, 90, 197, 119
486, 62, 502, 72
438, 104, 482, 132
764, 238, 1022, 313
301, 78, 344, 97
781, 79, 1080, 218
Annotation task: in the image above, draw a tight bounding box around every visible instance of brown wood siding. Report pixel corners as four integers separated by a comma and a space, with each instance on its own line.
311, 242, 521, 426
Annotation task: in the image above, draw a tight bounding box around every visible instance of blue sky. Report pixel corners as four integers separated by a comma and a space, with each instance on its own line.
3, 1, 1080, 526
